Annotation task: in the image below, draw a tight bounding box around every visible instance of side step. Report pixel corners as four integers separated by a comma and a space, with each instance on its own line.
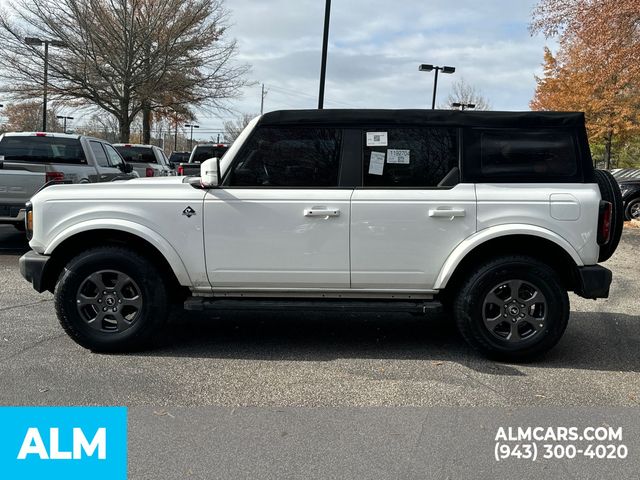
184, 297, 443, 315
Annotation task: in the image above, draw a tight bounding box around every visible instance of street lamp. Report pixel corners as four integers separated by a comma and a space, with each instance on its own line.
56, 115, 74, 133
419, 64, 456, 110
184, 123, 199, 150
25, 37, 67, 132
452, 102, 475, 111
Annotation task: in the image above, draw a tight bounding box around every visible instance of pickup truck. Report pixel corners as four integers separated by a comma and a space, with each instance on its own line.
176, 143, 229, 176
113, 144, 174, 177
0, 132, 136, 229
19, 110, 623, 360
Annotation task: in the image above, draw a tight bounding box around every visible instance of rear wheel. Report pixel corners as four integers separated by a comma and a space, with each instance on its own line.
54, 246, 169, 352
453, 256, 569, 361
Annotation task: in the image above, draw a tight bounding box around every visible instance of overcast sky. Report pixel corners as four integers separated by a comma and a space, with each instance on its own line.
204, 0, 552, 138
0, 0, 554, 140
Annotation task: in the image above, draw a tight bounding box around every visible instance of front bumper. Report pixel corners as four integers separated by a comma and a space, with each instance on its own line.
575, 265, 612, 299
19, 250, 50, 293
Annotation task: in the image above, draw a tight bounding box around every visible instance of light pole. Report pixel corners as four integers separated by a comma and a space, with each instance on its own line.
419, 64, 456, 109
452, 102, 475, 111
56, 115, 73, 133
25, 37, 67, 132
318, 0, 332, 109
185, 123, 199, 150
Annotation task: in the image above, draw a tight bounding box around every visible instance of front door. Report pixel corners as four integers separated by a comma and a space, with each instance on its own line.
204, 125, 352, 290
350, 126, 476, 290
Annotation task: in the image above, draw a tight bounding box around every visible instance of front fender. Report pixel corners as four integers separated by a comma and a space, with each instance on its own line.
44, 219, 193, 286
433, 224, 583, 290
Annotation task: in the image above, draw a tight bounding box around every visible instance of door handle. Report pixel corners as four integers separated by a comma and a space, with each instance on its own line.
304, 208, 340, 217
429, 207, 466, 218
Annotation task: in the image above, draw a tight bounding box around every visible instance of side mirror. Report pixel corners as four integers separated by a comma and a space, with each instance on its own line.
169, 162, 176, 169
200, 157, 220, 188
121, 162, 133, 173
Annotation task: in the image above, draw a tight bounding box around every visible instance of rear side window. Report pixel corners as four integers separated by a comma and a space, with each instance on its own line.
465, 129, 579, 181
363, 127, 458, 187
115, 146, 157, 164
89, 141, 109, 167
226, 127, 342, 187
0, 136, 86, 164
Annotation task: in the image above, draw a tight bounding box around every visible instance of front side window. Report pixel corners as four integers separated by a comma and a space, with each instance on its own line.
89, 141, 109, 167
226, 127, 342, 187
363, 127, 458, 187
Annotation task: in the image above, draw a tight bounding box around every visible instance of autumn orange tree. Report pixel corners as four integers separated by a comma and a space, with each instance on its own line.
530, 0, 640, 168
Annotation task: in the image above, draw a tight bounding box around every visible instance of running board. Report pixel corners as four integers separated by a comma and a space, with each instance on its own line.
184, 297, 443, 315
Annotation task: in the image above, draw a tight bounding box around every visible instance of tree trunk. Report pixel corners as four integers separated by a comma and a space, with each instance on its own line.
603, 130, 613, 170
118, 116, 131, 143
142, 102, 151, 144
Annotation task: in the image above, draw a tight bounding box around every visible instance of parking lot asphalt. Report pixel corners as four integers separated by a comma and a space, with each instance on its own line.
1, 224, 639, 408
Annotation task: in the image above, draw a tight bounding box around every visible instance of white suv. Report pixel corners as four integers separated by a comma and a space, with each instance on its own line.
19, 110, 623, 360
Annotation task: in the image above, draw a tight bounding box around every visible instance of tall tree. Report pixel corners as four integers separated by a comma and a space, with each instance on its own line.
0, 0, 251, 142
442, 78, 491, 110
530, 0, 640, 169
1, 101, 62, 132
223, 113, 256, 143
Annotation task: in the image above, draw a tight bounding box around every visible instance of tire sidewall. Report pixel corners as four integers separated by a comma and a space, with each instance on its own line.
458, 259, 569, 358
55, 248, 167, 351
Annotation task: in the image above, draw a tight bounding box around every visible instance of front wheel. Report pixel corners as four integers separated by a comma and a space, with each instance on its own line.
453, 256, 569, 361
54, 246, 169, 352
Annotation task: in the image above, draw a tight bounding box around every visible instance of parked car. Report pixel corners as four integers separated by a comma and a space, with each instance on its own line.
618, 179, 640, 220
176, 143, 229, 176
0, 132, 135, 230
168, 151, 190, 167
113, 144, 173, 177
19, 109, 623, 360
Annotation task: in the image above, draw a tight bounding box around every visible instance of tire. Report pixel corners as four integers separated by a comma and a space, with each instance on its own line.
453, 256, 569, 361
54, 246, 169, 352
625, 197, 640, 221
594, 169, 623, 262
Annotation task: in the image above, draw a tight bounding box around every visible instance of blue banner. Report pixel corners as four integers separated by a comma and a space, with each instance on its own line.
0, 406, 127, 480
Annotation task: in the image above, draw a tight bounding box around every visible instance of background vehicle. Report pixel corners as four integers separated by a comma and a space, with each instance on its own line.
618, 179, 640, 220
19, 110, 622, 360
176, 143, 229, 176
0, 132, 135, 229
113, 144, 174, 177
168, 151, 190, 167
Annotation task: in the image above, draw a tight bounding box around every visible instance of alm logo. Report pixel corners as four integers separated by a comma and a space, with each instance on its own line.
0, 407, 126, 480
17, 427, 106, 460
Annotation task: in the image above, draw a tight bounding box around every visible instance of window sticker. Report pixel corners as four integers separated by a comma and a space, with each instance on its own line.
387, 149, 410, 164
366, 132, 388, 147
368, 151, 386, 176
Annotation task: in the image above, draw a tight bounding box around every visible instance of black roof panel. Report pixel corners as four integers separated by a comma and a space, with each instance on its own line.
258, 109, 585, 129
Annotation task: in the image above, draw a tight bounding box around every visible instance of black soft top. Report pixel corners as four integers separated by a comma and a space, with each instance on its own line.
258, 109, 585, 129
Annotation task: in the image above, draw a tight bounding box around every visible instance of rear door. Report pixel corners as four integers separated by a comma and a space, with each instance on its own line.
350, 126, 476, 291
203, 125, 352, 290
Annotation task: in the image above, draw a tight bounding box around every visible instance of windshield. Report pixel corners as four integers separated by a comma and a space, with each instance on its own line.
0, 136, 87, 164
